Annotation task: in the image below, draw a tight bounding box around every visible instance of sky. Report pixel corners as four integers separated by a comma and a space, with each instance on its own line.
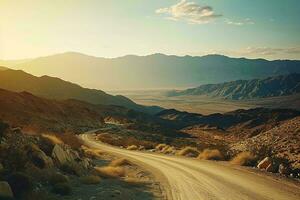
1, 0, 300, 60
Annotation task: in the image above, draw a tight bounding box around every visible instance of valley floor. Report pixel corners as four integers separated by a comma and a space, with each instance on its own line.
108, 90, 300, 114
82, 134, 300, 200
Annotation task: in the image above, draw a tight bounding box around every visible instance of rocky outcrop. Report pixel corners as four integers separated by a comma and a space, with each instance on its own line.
26, 144, 53, 169
0, 181, 13, 199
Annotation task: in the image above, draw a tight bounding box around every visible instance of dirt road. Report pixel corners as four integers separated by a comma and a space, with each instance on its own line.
81, 134, 300, 200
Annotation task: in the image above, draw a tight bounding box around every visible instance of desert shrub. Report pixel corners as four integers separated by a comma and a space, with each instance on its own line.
7, 172, 33, 198
52, 183, 72, 195
82, 146, 103, 159
96, 134, 156, 149
176, 147, 199, 157
155, 144, 167, 151
94, 166, 125, 178
230, 152, 256, 166
41, 134, 63, 145
56, 132, 83, 150
60, 162, 83, 176
79, 175, 101, 184
109, 158, 132, 167
49, 173, 69, 185
162, 146, 176, 154
198, 149, 223, 160
127, 145, 138, 150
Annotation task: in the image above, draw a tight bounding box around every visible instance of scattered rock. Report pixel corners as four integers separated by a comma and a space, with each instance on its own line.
0, 181, 13, 199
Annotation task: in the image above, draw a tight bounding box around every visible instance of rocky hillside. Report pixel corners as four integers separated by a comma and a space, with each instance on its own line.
230, 116, 300, 169
2, 52, 300, 90
157, 108, 300, 139
168, 73, 300, 100
0, 69, 161, 114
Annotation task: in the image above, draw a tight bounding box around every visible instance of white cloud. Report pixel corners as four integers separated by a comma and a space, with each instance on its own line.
156, 0, 222, 24
243, 47, 300, 56
225, 18, 254, 26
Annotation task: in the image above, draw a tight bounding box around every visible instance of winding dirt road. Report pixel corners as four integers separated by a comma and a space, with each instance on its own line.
81, 134, 300, 200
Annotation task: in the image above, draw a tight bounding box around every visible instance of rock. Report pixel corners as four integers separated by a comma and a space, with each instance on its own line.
26, 143, 53, 168
0, 181, 14, 199
278, 164, 290, 175
266, 163, 276, 172
257, 157, 272, 170
52, 144, 80, 166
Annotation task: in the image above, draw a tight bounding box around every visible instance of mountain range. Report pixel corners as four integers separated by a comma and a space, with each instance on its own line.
167, 73, 300, 100
0, 68, 161, 114
1, 52, 300, 90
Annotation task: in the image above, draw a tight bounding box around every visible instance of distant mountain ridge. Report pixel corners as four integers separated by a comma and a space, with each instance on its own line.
167, 73, 300, 100
1, 52, 300, 90
0, 69, 161, 114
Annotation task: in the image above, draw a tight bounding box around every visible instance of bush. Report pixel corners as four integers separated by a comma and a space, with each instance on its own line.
94, 166, 125, 178
197, 149, 223, 160
109, 158, 131, 167
176, 147, 199, 157
49, 173, 69, 185
7, 172, 33, 198
155, 144, 167, 151
60, 162, 83, 176
56, 133, 83, 150
52, 183, 72, 196
230, 152, 256, 166
82, 146, 103, 159
126, 145, 138, 150
79, 175, 101, 185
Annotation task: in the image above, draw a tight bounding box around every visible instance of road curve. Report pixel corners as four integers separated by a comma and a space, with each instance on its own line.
81, 134, 300, 200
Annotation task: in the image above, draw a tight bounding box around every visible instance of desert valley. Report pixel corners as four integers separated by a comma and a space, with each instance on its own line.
1, 0, 300, 199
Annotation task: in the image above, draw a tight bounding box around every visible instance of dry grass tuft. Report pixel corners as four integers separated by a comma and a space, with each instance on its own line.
155, 144, 167, 151
79, 175, 101, 185
127, 145, 138, 150
82, 146, 104, 159
109, 158, 132, 167
41, 134, 63, 145
94, 166, 125, 178
176, 147, 199, 157
230, 152, 256, 166
197, 149, 223, 160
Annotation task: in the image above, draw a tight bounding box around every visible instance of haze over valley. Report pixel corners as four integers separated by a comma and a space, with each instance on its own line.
1, 1, 300, 200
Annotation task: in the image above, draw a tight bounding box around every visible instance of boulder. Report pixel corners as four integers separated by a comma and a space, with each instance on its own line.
26, 143, 53, 168
0, 181, 13, 199
52, 144, 80, 166
257, 157, 272, 170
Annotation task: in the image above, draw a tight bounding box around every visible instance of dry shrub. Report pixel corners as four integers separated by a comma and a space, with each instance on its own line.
94, 166, 125, 178
52, 182, 72, 196
155, 144, 167, 151
230, 152, 256, 166
176, 147, 199, 157
48, 173, 69, 185
109, 158, 132, 167
41, 134, 63, 145
82, 146, 103, 159
162, 146, 176, 154
56, 132, 83, 149
79, 175, 101, 185
127, 145, 138, 150
198, 149, 223, 160
96, 134, 156, 149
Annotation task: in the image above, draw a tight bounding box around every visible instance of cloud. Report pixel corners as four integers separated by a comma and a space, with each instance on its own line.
225, 18, 254, 26
243, 47, 300, 56
156, 0, 222, 24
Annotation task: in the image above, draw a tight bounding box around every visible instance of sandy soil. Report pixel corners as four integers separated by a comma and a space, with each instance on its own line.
82, 134, 300, 200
